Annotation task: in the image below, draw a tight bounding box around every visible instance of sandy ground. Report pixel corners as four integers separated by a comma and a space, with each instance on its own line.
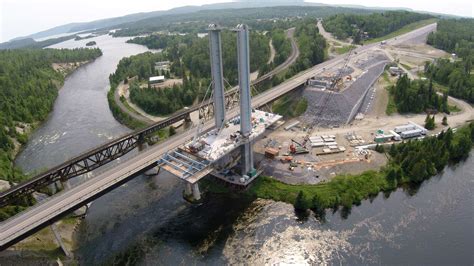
52, 61, 89, 77
317, 21, 353, 46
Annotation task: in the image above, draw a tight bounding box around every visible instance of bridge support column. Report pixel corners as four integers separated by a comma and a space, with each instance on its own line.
137, 134, 146, 151
50, 223, 72, 258
192, 183, 201, 201
183, 113, 192, 129
60, 178, 71, 191
184, 182, 192, 197
208, 24, 226, 129
236, 24, 255, 176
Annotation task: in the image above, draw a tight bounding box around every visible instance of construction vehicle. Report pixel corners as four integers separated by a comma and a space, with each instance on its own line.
289, 139, 309, 154
280, 156, 294, 163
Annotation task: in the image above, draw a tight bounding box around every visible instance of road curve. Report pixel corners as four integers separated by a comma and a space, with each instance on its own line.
113, 28, 300, 125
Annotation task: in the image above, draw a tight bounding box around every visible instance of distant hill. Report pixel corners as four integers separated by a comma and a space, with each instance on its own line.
6, 1, 327, 42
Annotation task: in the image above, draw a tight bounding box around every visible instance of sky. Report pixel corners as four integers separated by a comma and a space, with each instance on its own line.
0, 0, 473, 42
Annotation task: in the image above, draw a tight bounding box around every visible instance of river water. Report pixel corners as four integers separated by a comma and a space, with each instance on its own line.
14, 35, 473, 265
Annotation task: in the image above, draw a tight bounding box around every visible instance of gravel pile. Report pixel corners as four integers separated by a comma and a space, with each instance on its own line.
302, 60, 388, 127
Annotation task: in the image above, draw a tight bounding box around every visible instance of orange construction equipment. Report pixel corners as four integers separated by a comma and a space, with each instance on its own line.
280, 156, 293, 163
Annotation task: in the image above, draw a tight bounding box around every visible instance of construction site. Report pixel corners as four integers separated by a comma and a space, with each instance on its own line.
248, 30, 470, 185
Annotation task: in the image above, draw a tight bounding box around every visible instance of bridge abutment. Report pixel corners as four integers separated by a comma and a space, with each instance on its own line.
50, 223, 72, 258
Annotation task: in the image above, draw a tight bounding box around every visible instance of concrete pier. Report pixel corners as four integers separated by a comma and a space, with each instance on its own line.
192, 183, 201, 201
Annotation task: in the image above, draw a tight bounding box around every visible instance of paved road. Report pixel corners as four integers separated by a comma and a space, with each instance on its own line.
0, 23, 438, 249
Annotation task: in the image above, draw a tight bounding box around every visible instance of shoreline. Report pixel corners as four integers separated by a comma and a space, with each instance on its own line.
11, 58, 98, 175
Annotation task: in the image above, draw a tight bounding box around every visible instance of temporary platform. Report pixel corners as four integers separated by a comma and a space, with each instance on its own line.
184, 110, 282, 162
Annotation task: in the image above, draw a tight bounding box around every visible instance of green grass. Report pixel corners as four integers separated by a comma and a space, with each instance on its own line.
385, 87, 398, 115
363, 18, 438, 45
334, 45, 355, 55
247, 171, 391, 209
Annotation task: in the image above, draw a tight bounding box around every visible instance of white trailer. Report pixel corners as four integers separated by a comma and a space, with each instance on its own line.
394, 124, 417, 134
389, 130, 402, 141
400, 129, 423, 139
409, 121, 427, 135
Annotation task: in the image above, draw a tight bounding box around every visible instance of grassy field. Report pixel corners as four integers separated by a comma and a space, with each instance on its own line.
334, 45, 356, 55
363, 18, 438, 45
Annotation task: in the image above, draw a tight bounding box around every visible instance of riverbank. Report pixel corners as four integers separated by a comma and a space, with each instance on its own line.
244, 123, 473, 213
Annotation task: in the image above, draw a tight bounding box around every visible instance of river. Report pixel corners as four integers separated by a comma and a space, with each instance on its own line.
14, 35, 474, 265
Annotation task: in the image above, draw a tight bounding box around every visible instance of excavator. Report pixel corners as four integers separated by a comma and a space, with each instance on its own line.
289, 139, 309, 154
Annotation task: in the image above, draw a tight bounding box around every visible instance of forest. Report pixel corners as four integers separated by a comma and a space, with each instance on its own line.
427, 19, 474, 58
116, 30, 270, 116
322, 11, 432, 42
254, 19, 327, 93
0, 48, 102, 220
424, 59, 473, 103
425, 19, 474, 103
389, 74, 448, 114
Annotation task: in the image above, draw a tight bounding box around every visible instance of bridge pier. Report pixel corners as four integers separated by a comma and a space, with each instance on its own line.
60, 179, 71, 190
192, 183, 201, 201
183, 182, 201, 201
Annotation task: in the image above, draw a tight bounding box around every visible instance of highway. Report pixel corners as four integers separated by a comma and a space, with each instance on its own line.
0, 23, 437, 249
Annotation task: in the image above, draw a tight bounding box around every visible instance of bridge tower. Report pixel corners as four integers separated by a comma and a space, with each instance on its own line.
208, 24, 226, 129
236, 24, 255, 176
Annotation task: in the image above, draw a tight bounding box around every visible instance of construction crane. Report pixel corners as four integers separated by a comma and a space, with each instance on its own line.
302, 46, 356, 146
289, 139, 309, 154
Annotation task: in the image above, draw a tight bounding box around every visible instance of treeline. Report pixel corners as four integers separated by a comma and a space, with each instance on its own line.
128, 31, 270, 84
249, 123, 473, 218
425, 59, 473, 103
323, 11, 432, 41
425, 19, 473, 104
390, 74, 448, 114
127, 34, 192, 50
0, 35, 78, 50
0, 48, 102, 221
427, 19, 474, 58
386, 125, 473, 184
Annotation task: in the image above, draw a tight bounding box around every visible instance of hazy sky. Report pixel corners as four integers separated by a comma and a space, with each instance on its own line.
1, 0, 473, 42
